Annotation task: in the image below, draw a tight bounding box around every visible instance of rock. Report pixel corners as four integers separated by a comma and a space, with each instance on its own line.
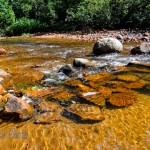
117, 74, 139, 82
56, 72, 68, 81
63, 79, 82, 87
116, 34, 124, 40
73, 58, 95, 68
37, 101, 62, 113
0, 84, 5, 95
0, 77, 4, 84
67, 104, 105, 121
140, 42, 150, 53
41, 70, 51, 79
58, 64, 75, 76
0, 68, 11, 77
108, 91, 137, 107
0, 48, 6, 55
131, 43, 150, 54
34, 109, 62, 124
42, 78, 58, 85
93, 38, 123, 55
4, 94, 34, 120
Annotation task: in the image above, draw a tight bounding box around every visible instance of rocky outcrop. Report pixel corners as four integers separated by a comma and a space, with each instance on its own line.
93, 38, 123, 55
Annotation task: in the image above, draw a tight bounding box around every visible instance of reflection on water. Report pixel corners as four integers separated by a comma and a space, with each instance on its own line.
0, 37, 150, 149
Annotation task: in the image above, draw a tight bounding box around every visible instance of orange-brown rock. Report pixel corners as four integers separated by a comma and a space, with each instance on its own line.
117, 74, 139, 82
80, 92, 105, 107
75, 84, 96, 94
34, 109, 62, 124
98, 86, 112, 98
51, 90, 75, 102
105, 81, 126, 88
108, 91, 137, 107
125, 81, 145, 89
4, 93, 34, 120
38, 101, 62, 113
67, 103, 105, 121
63, 79, 82, 87
0, 84, 5, 95
0, 48, 6, 55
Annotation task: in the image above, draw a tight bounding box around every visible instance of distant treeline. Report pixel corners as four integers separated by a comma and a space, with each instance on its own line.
0, 0, 149, 36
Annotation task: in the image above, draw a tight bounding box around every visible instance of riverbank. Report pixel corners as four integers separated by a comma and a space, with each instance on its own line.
33, 29, 150, 43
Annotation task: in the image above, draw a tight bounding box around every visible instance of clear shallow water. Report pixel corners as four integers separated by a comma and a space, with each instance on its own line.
0, 37, 150, 149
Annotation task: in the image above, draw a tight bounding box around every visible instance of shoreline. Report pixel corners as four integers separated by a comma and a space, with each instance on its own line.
1, 29, 149, 43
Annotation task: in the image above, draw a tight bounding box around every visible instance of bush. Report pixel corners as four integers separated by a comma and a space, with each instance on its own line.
6, 18, 48, 35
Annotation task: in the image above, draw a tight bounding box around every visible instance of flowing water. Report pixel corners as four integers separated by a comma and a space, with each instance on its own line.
0, 37, 150, 150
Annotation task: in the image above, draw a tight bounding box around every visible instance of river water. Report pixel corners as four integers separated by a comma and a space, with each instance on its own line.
0, 37, 150, 150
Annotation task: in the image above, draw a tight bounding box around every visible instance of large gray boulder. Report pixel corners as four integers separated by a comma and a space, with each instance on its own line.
93, 38, 123, 55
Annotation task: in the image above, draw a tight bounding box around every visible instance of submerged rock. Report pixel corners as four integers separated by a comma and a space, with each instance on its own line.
34, 110, 62, 124
73, 58, 95, 68
42, 78, 58, 86
67, 103, 105, 121
108, 91, 137, 107
0, 68, 11, 77
3, 94, 34, 120
93, 38, 123, 55
117, 74, 139, 82
38, 101, 62, 113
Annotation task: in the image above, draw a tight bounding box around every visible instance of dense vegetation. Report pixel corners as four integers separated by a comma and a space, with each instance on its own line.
0, 0, 149, 36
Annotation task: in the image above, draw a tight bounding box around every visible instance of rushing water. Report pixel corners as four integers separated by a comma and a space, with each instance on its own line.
0, 37, 150, 150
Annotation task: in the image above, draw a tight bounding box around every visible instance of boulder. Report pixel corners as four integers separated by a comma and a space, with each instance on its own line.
0, 48, 6, 55
73, 58, 95, 68
131, 42, 150, 54
4, 94, 34, 120
93, 38, 123, 55
58, 64, 74, 76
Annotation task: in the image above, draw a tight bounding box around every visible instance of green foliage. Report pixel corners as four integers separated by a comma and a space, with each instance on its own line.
6, 18, 48, 36
0, 0, 149, 35
0, 0, 15, 30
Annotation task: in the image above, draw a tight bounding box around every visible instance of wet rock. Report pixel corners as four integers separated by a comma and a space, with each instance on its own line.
108, 91, 137, 107
80, 93, 105, 108
0, 48, 6, 55
41, 70, 51, 79
34, 110, 62, 124
0, 85, 5, 95
140, 42, 150, 53
73, 58, 95, 68
0, 68, 11, 77
0, 77, 4, 84
4, 94, 34, 120
50, 89, 75, 104
131, 43, 150, 54
67, 103, 105, 121
116, 34, 124, 40
63, 79, 82, 87
117, 74, 139, 82
58, 64, 75, 76
37, 101, 62, 113
131, 46, 141, 54
93, 38, 123, 55
42, 78, 58, 86
56, 72, 68, 81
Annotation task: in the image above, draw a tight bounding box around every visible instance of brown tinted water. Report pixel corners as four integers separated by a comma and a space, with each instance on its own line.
0, 37, 150, 150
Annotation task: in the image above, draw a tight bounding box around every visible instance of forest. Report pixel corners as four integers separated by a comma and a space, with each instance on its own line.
0, 0, 150, 36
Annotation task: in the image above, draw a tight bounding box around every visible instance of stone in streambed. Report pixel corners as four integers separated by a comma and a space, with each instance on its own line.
42, 78, 58, 85
131, 42, 150, 54
3, 93, 34, 120
73, 58, 95, 68
0, 48, 6, 55
58, 64, 75, 76
93, 38, 123, 55
67, 103, 105, 121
